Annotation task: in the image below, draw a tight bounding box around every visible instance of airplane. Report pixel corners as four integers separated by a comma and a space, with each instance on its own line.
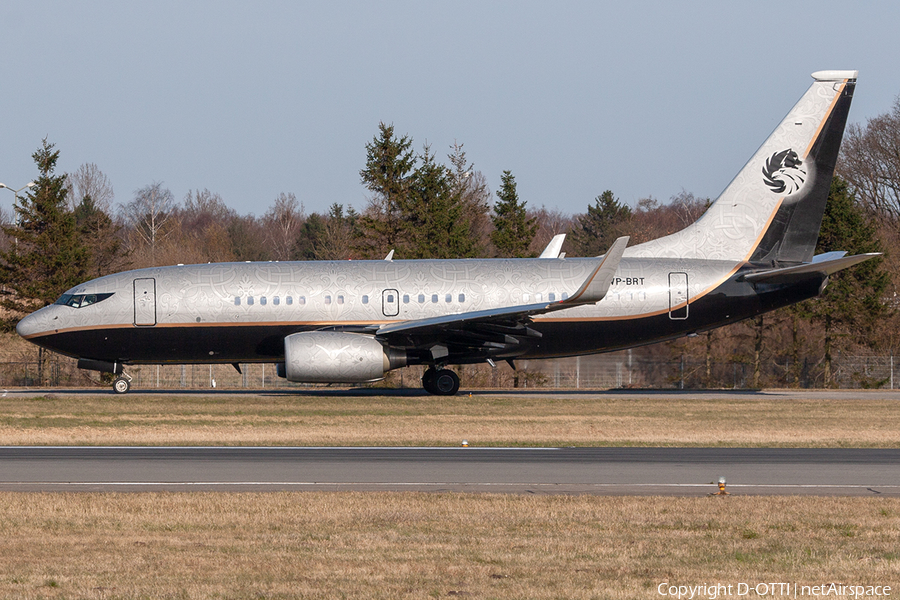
16, 70, 878, 395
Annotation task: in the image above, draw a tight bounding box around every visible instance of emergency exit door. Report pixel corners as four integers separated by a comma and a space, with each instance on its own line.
382, 289, 400, 317
133, 278, 157, 326
668, 272, 689, 320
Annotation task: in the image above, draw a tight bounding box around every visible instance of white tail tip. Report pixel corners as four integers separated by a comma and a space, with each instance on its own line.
811, 70, 858, 81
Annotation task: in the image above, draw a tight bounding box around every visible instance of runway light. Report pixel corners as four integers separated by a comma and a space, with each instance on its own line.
461, 440, 469, 447
711, 476, 730, 496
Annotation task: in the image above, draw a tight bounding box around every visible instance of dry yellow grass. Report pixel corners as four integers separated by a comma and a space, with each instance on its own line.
2, 393, 897, 598
0, 493, 897, 599
0, 391, 898, 447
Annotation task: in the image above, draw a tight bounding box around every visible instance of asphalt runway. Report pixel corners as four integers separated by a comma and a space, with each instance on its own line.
1, 446, 898, 496
6, 387, 900, 401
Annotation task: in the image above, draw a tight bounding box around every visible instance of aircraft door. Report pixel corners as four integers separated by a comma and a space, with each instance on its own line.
133, 278, 157, 326
668, 272, 689, 320
382, 289, 399, 317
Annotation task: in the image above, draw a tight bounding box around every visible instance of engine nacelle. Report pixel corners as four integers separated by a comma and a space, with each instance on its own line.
283, 331, 406, 383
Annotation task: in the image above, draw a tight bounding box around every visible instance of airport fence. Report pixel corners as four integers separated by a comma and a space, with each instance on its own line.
1, 352, 898, 390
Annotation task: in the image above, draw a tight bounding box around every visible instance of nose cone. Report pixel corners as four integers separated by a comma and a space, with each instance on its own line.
16, 306, 55, 339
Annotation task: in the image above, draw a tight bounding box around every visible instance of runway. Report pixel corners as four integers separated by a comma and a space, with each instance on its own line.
1, 446, 898, 495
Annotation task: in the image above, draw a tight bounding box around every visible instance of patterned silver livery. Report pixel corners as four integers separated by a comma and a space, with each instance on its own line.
17, 71, 877, 395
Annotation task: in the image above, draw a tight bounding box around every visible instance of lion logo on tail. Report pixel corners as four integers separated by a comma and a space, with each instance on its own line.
762, 149, 806, 195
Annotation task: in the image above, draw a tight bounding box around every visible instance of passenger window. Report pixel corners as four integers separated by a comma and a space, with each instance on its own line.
431, 294, 438, 303
362, 295, 369, 304
403, 294, 410, 303
286, 296, 293, 305
273, 296, 280, 306
418, 294, 425, 303
445, 293, 452, 303
325, 295, 332, 305
260, 296, 267, 306
248, 296, 254, 306
337, 295, 344, 305
234, 297, 241, 306
562, 292, 569, 300
299, 296, 306, 305
458, 293, 465, 303
549, 292, 556, 302
535, 293, 542, 302
523, 293, 530, 303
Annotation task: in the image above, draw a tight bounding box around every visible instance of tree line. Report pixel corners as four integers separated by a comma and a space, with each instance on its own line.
0, 126, 707, 322
2, 98, 900, 388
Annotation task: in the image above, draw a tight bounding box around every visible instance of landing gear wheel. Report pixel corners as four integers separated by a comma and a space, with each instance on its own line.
422, 368, 437, 394
432, 369, 460, 396
113, 377, 131, 394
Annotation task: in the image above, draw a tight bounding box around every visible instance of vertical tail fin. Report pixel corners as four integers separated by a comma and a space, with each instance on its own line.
627, 71, 857, 263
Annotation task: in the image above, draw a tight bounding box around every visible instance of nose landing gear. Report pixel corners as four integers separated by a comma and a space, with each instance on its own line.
422, 368, 460, 396
112, 373, 132, 394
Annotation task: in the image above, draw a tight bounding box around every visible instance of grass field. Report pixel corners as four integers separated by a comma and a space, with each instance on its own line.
0, 493, 897, 599
0, 390, 898, 447
2, 391, 898, 598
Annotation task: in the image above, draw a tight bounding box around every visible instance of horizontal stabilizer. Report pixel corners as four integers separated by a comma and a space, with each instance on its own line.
741, 253, 880, 285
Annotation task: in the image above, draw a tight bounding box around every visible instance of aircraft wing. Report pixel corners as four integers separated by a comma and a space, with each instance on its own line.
741, 252, 880, 285
372, 237, 629, 359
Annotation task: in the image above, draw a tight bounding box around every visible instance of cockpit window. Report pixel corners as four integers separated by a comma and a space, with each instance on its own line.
54, 293, 114, 308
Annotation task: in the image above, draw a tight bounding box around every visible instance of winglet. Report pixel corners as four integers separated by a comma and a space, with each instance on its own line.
539, 234, 566, 258
384, 249, 394, 261
565, 236, 629, 304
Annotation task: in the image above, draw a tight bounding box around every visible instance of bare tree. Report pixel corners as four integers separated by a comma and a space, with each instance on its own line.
263, 192, 304, 260
669, 190, 710, 228
177, 189, 237, 263
0, 206, 9, 255
66, 163, 114, 212
838, 97, 900, 227
448, 141, 492, 254
123, 182, 176, 266
182, 189, 233, 224
316, 204, 355, 260
629, 192, 708, 244
529, 206, 576, 256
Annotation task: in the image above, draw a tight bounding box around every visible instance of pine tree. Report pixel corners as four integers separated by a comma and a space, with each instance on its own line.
74, 194, 126, 277
0, 139, 90, 328
293, 212, 325, 260
570, 190, 632, 256
810, 176, 890, 384
358, 122, 415, 257
403, 145, 477, 259
490, 170, 537, 258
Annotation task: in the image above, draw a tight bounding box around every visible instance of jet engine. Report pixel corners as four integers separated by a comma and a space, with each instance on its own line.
282, 331, 406, 383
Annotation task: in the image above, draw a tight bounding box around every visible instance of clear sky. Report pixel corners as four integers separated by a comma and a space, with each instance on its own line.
1, 1, 898, 221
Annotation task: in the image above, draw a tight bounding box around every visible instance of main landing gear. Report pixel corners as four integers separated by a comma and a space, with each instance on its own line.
422, 368, 460, 396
